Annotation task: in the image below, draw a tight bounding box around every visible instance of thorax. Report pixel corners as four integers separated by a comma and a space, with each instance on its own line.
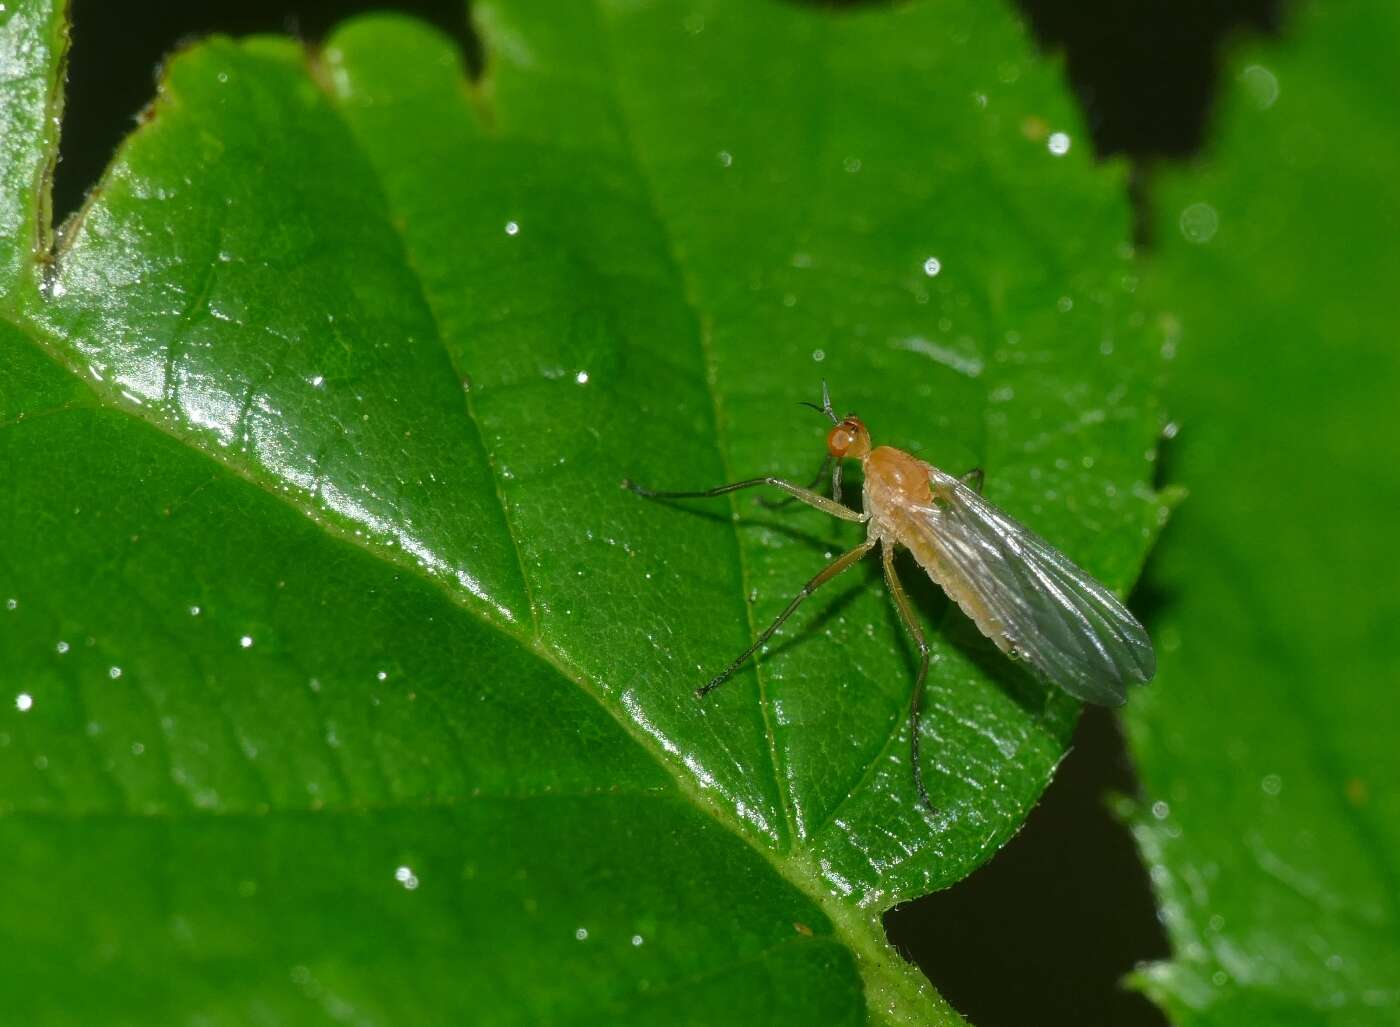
862, 445, 932, 539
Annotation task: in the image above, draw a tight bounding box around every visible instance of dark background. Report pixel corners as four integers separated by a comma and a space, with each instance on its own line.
55, 2, 1281, 1024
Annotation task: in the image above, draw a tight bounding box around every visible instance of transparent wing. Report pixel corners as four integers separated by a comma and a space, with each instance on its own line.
893, 466, 1155, 705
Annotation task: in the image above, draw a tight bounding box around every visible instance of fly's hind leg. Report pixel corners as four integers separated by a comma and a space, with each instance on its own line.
697, 539, 876, 698
881, 542, 937, 812
959, 467, 985, 495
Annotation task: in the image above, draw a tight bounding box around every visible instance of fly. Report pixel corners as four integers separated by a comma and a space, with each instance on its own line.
624, 383, 1155, 810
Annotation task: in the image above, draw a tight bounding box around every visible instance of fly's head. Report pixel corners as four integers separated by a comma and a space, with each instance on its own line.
799, 381, 866, 504
826, 415, 871, 462
801, 381, 871, 462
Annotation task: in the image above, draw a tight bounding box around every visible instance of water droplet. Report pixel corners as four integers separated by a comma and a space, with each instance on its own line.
574, 927, 589, 941
55, 641, 69, 655
631, 934, 644, 946
15, 693, 33, 712
812, 348, 825, 363
239, 635, 254, 649
1179, 202, 1219, 244
189, 605, 201, 616
394, 865, 420, 890
1261, 773, 1282, 796
376, 671, 388, 682
1047, 132, 1071, 156
1240, 64, 1279, 110
131, 741, 145, 755
1151, 800, 1170, 820
717, 150, 733, 168
504, 220, 520, 236
108, 666, 123, 680
922, 256, 942, 277
1057, 295, 1074, 313
4, 598, 15, 611
575, 370, 589, 384
843, 156, 862, 173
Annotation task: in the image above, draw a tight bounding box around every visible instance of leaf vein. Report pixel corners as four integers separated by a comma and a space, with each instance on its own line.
310, 69, 542, 640
585, 0, 796, 852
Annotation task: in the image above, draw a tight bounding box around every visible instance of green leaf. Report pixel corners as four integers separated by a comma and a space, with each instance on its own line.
1131, 2, 1400, 1022
1, 1, 1165, 1021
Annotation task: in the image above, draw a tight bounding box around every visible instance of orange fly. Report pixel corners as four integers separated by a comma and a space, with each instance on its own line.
624, 383, 1155, 810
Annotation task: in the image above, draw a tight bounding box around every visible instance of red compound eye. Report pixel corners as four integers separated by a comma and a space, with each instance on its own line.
827, 425, 856, 457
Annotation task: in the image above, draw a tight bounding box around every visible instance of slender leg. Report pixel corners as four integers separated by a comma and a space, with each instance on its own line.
697, 539, 876, 698
759, 454, 832, 508
623, 475, 865, 523
881, 542, 936, 812
959, 467, 985, 495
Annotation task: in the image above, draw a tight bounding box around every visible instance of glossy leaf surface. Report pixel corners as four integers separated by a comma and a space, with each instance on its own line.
1131, 3, 1400, 1022
0, 1, 1164, 1021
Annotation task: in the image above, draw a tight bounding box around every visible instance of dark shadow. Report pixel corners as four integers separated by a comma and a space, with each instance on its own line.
1014, 0, 1281, 161
55, 0, 479, 226
1129, 421, 1187, 630
1016, 0, 1281, 241
783, 0, 1281, 163
885, 704, 1172, 1027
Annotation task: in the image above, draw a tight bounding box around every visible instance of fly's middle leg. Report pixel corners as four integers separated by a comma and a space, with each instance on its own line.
881, 541, 937, 812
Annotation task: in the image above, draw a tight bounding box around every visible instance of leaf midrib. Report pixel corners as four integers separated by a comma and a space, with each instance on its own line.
579, 0, 799, 849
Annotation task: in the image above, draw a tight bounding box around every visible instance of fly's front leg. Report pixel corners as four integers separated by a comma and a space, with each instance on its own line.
881, 542, 937, 812
759, 455, 833, 508
623, 475, 865, 523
